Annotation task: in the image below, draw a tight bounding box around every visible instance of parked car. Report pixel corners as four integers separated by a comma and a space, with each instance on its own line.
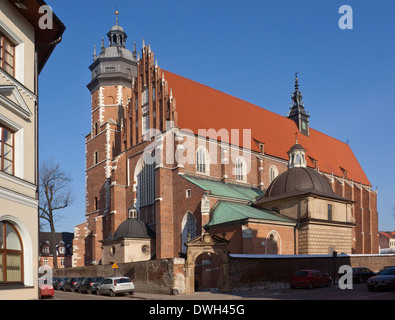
380, 266, 395, 272
96, 277, 135, 297
79, 277, 104, 294
53, 277, 64, 290
290, 269, 332, 289
63, 277, 84, 292
339, 267, 376, 283
39, 278, 54, 299
367, 268, 395, 291
57, 277, 68, 291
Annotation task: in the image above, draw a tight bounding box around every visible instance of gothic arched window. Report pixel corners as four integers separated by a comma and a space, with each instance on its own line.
196, 147, 209, 174
269, 165, 279, 183
181, 212, 196, 254
134, 154, 155, 209
234, 157, 247, 182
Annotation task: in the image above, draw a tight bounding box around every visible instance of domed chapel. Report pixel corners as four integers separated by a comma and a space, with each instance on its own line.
72, 13, 378, 267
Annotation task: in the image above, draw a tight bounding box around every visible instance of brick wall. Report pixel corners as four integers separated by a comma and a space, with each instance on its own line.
229, 254, 395, 290
53, 258, 186, 295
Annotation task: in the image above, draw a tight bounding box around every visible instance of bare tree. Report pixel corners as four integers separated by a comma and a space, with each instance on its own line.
39, 160, 73, 269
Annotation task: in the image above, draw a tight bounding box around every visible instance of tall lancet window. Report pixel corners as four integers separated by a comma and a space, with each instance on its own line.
134, 154, 155, 210
181, 212, 196, 254
196, 147, 209, 174
235, 157, 247, 182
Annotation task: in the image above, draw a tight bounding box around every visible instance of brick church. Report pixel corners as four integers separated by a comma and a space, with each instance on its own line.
72, 16, 379, 267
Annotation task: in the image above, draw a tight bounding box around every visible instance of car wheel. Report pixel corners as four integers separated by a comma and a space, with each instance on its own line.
308, 282, 314, 289
110, 290, 116, 297
96, 289, 101, 296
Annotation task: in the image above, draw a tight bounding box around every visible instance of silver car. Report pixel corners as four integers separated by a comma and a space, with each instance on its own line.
96, 277, 135, 297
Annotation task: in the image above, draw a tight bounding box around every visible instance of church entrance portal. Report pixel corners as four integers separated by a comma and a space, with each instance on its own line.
185, 232, 230, 294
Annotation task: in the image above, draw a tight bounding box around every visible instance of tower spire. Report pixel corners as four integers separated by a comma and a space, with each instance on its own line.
115, 8, 119, 26
286, 72, 310, 136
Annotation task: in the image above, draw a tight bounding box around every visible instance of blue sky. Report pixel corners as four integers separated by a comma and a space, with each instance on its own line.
38, 0, 395, 233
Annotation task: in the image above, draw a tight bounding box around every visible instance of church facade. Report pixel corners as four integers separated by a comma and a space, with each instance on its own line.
73, 18, 378, 267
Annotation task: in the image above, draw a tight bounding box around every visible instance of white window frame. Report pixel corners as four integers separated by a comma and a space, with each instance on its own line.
269, 165, 279, 183
234, 156, 247, 182
196, 146, 209, 175
0, 113, 23, 179
0, 20, 24, 84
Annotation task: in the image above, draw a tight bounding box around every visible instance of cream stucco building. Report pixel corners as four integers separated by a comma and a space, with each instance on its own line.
255, 142, 355, 255
0, 0, 64, 299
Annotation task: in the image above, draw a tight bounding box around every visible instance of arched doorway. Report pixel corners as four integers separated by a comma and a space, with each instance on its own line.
184, 232, 230, 294
194, 252, 219, 292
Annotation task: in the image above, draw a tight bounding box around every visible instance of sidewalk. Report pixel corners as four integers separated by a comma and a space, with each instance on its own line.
132, 287, 292, 300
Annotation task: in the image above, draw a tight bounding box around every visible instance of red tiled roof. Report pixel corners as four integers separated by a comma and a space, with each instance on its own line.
163, 70, 371, 186
380, 232, 395, 238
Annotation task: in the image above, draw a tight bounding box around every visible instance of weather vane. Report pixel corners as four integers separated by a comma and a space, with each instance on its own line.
115, 7, 119, 26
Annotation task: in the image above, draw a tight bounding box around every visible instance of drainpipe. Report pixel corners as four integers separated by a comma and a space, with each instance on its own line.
294, 221, 300, 255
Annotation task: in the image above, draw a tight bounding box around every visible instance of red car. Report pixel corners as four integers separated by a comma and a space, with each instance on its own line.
290, 269, 332, 289
39, 283, 55, 299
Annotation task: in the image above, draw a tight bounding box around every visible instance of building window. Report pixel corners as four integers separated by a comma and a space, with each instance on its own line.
94, 151, 99, 165
0, 35, 15, 76
235, 157, 246, 182
94, 197, 98, 211
42, 246, 49, 254
181, 212, 196, 253
269, 165, 279, 183
186, 189, 191, 198
60, 258, 65, 266
0, 125, 14, 175
128, 206, 138, 219
43, 258, 48, 266
196, 147, 208, 174
328, 204, 333, 221
59, 247, 65, 255
0, 222, 23, 283
135, 154, 155, 208
152, 87, 156, 101
142, 88, 149, 105
94, 123, 98, 136
142, 115, 149, 135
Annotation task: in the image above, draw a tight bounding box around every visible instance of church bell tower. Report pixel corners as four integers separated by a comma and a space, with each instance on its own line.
84, 11, 138, 265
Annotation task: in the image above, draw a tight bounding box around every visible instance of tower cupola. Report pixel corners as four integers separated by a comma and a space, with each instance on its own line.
87, 11, 137, 93
107, 11, 127, 47
287, 136, 307, 169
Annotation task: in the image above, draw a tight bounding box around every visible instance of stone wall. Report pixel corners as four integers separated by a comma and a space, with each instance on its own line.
53, 258, 185, 295
54, 254, 395, 295
229, 254, 395, 291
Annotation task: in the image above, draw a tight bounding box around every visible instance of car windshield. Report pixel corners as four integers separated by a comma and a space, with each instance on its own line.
379, 268, 395, 275
294, 271, 308, 276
